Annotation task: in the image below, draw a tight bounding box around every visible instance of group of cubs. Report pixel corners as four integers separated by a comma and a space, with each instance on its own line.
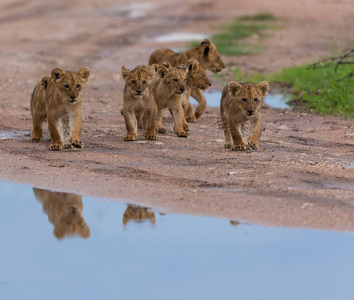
30, 39, 269, 152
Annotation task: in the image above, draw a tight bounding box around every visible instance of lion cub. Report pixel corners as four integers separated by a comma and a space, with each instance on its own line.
33, 188, 90, 239
30, 67, 90, 151
152, 62, 188, 137
121, 65, 158, 141
220, 81, 269, 151
182, 59, 211, 123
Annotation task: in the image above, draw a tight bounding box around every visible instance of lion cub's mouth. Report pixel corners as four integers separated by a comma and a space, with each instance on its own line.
175, 91, 184, 95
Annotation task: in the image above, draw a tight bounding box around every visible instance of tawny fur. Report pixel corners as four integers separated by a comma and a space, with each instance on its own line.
33, 188, 90, 239
121, 65, 158, 141
30, 67, 90, 151
220, 81, 269, 151
151, 62, 189, 137
149, 39, 225, 119
122, 204, 156, 225
181, 59, 211, 123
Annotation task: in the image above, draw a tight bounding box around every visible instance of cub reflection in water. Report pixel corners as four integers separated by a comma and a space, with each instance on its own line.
123, 204, 156, 225
33, 188, 90, 239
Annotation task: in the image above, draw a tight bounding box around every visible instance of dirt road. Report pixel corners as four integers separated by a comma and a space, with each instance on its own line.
0, 0, 353, 231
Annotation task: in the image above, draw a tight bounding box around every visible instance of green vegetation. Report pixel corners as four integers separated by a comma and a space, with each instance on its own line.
228, 63, 354, 118
193, 13, 281, 56
239, 13, 278, 22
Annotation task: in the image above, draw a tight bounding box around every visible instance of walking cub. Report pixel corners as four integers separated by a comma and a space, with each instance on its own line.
30, 67, 90, 150
182, 59, 211, 123
121, 65, 158, 141
152, 62, 188, 137
220, 81, 269, 151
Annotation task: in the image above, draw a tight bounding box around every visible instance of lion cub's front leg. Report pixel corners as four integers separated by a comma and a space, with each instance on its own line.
143, 104, 159, 140
123, 110, 138, 141
47, 113, 64, 151
229, 121, 250, 151
247, 117, 262, 150
69, 111, 84, 148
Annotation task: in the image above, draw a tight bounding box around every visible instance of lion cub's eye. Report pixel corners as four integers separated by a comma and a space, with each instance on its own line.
202, 74, 206, 78
173, 79, 179, 83
76, 84, 81, 89
142, 80, 147, 85
242, 98, 247, 102
64, 85, 70, 89
184, 79, 186, 82
254, 98, 258, 102
131, 80, 136, 84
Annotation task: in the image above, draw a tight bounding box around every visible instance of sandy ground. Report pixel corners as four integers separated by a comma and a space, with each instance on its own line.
0, 0, 353, 231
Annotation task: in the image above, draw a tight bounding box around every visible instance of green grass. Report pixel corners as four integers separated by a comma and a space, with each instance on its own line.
239, 12, 278, 21
228, 64, 354, 118
192, 13, 281, 56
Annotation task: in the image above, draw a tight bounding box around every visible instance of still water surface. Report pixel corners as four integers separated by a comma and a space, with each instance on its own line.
1, 181, 354, 300
194, 91, 290, 108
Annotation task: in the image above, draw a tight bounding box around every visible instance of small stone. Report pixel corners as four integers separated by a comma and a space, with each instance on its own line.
277, 125, 289, 130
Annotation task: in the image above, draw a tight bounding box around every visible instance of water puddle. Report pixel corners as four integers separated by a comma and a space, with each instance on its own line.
0, 130, 29, 140
100, 2, 159, 19
1, 180, 354, 299
153, 33, 207, 43
191, 91, 290, 109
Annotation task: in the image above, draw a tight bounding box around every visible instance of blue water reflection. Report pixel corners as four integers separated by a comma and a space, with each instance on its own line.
1, 181, 354, 300
192, 91, 290, 108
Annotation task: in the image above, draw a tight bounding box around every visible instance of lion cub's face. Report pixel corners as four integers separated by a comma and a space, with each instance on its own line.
198, 39, 225, 74
121, 65, 155, 98
186, 59, 211, 91
158, 62, 188, 94
51, 67, 90, 105
228, 81, 269, 118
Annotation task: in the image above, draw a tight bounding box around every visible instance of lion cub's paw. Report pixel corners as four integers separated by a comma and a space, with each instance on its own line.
231, 143, 250, 151
145, 132, 159, 141
175, 130, 189, 138
123, 134, 137, 142
248, 137, 259, 150
157, 127, 167, 134
30, 136, 43, 142
71, 139, 84, 148
185, 117, 196, 123
224, 143, 232, 149
183, 124, 190, 132
63, 143, 74, 149
49, 143, 63, 151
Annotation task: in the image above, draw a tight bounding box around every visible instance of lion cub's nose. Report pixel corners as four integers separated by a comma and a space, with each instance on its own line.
180, 88, 185, 92
248, 110, 254, 114
70, 96, 76, 100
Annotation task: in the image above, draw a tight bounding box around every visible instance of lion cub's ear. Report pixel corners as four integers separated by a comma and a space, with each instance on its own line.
228, 81, 243, 97
161, 61, 171, 69
177, 64, 188, 73
151, 63, 159, 72
51, 68, 65, 83
157, 65, 169, 79
41, 76, 50, 91
187, 59, 198, 73
200, 39, 211, 46
200, 39, 212, 59
257, 81, 269, 97
121, 66, 131, 80
78, 67, 90, 82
